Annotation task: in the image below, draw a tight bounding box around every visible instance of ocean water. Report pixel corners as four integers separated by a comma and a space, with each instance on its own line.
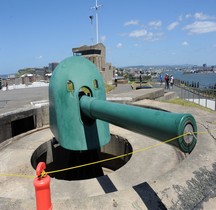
163, 71, 216, 88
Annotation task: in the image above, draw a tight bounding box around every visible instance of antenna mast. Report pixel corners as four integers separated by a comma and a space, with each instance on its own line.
91, 0, 102, 44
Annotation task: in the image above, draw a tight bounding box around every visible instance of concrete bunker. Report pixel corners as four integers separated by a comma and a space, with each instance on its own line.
11, 115, 36, 137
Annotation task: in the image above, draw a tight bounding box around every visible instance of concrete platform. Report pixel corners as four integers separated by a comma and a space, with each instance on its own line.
0, 86, 48, 115
107, 88, 164, 102
0, 124, 181, 209
0, 99, 216, 209
1, 85, 216, 209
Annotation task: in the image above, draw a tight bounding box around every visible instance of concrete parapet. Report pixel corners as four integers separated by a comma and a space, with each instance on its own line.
157, 91, 176, 101
134, 88, 164, 100
107, 88, 164, 103
0, 104, 49, 144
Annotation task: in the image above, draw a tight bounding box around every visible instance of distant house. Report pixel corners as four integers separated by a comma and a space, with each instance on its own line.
21, 74, 35, 85
45, 73, 52, 81
72, 43, 115, 84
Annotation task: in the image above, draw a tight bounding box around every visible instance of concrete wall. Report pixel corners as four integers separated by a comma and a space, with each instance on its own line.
100, 63, 115, 84
72, 43, 115, 84
0, 105, 49, 144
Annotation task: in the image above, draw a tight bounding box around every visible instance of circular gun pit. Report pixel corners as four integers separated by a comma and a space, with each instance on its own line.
31, 134, 133, 181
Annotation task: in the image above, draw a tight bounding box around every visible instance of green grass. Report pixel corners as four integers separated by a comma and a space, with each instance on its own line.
163, 98, 213, 112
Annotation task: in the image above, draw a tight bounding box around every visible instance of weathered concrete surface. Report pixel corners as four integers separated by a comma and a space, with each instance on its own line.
107, 88, 164, 102
0, 123, 182, 209
0, 86, 48, 114
0, 85, 216, 209
134, 100, 216, 210
0, 87, 49, 143
0, 106, 49, 143
0, 99, 215, 209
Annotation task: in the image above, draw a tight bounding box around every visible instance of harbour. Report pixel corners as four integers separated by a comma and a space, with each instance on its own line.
164, 70, 216, 88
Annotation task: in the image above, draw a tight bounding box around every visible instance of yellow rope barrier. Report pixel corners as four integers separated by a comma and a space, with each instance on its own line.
0, 173, 35, 179
0, 129, 215, 179
46, 132, 190, 175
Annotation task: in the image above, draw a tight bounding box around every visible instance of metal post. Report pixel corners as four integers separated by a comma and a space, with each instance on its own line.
91, 0, 102, 44
215, 86, 216, 111
188, 88, 189, 102
96, 8, 99, 43
193, 88, 194, 103
198, 91, 200, 106
215, 97, 216, 111
205, 89, 207, 108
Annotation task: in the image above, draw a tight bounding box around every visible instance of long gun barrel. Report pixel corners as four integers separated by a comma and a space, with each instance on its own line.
80, 95, 197, 153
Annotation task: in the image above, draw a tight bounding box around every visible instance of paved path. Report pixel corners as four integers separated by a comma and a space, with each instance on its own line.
108, 83, 132, 94
0, 86, 48, 114
152, 82, 182, 96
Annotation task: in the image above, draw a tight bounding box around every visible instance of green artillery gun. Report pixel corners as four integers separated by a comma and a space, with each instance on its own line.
49, 56, 197, 154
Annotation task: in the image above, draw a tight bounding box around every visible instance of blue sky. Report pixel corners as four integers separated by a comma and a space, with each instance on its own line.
1, 0, 216, 74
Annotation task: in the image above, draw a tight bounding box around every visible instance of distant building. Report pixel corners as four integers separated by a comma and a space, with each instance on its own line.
45, 73, 52, 81
21, 74, 35, 85
34, 67, 49, 76
7, 74, 16, 79
72, 43, 115, 84
49, 63, 59, 72
203, 64, 207, 70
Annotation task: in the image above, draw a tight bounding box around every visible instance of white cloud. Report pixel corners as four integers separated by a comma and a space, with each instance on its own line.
183, 21, 216, 34
178, 14, 191, 22
36, 55, 43, 59
182, 41, 189, 46
100, 35, 106, 42
124, 20, 139, 26
148, 20, 162, 28
128, 29, 163, 41
153, 32, 164, 41
194, 12, 214, 20
167, 21, 179, 31
129, 29, 148, 37
116, 43, 123, 48
185, 14, 192, 19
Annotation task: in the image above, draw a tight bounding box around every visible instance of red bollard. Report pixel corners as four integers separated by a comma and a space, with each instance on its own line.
34, 162, 52, 210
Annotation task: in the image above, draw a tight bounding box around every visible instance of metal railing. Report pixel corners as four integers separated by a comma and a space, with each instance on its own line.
174, 79, 216, 111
